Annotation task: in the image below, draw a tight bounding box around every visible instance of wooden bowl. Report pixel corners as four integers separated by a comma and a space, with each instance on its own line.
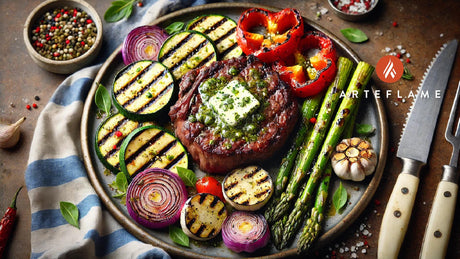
23, 0, 102, 74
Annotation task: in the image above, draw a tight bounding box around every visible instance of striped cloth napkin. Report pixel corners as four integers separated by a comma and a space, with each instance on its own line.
24, 0, 218, 258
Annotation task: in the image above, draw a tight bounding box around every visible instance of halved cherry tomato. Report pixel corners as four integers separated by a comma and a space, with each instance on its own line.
277, 31, 338, 97
195, 176, 224, 201
236, 8, 304, 63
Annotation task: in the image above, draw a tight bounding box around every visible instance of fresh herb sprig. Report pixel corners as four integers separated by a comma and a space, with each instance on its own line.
169, 225, 190, 247
340, 28, 368, 43
165, 22, 185, 34
104, 0, 139, 23
177, 167, 197, 187
95, 83, 112, 116
332, 181, 348, 213
402, 65, 414, 80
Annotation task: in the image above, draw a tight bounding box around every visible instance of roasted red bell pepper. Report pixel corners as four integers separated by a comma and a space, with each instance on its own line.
277, 31, 338, 98
236, 8, 304, 63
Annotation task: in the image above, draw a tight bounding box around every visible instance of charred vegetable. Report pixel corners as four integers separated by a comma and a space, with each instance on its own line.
180, 193, 228, 241
236, 8, 304, 63
223, 166, 273, 211
121, 25, 169, 65
126, 168, 187, 229
187, 14, 242, 60
331, 137, 377, 181
112, 60, 176, 122
119, 125, 188, 180
221, 211, 270, 253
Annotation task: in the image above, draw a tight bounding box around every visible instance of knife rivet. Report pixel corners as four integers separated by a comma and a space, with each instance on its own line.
443, 191, 451, 197
401, 187, 409, 194
394, 210, 401, 218
434, 230, 442, 238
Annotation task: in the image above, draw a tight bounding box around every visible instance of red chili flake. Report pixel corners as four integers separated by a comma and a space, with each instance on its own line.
374, 199, 381, 206
32, 103, 38, 109
66, 39, 70, 45
113, 144, 117, 150
406, 58, 411, 63
35, 27, 40, 33
115, 131, 123, 137
81, 41, 85, 46
364, 240, 369, 246
137, 1, 144, 7
396, 53, 402, 58
26, 104, 31, 110
53, 52, 60, 57
392, 21, 398, 27
309, 117, 317, 124
86, 19, 93, 24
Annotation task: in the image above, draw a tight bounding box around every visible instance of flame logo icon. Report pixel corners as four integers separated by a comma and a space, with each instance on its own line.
376, 55, 404, 83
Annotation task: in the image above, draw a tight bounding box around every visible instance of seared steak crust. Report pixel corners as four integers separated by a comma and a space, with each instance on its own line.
169, 56, 298, 173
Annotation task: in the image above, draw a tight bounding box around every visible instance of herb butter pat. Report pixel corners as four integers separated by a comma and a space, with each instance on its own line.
208, 80, 260, 126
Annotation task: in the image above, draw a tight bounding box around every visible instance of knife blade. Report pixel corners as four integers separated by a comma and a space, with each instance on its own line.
378, 39, 458, 259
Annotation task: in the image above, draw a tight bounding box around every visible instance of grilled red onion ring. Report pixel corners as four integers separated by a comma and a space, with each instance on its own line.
126, 168, 187, 229
121, 25, 169, 65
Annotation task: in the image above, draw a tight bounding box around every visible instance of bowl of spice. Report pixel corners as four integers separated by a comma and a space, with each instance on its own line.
328, 0, 379, 21
23, 0, 102, 74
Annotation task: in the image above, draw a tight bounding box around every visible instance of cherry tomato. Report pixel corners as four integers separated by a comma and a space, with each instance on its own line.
195, 176, 224, 201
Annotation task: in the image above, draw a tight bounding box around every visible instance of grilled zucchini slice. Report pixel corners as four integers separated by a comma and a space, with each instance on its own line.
119, 125, 188, 180
187, 14, 243, 60
158, 30, 217, 81
112, 60, 176, 122
94, 113, 153, 172
180, 193, 228, 241
222, 166, 273, 211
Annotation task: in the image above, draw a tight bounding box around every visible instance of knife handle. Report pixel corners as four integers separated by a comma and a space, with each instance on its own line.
378, 159, 422, 259
420, 166, 458, 259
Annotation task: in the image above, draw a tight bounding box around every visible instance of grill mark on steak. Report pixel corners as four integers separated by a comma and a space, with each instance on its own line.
169, 56, 298, 173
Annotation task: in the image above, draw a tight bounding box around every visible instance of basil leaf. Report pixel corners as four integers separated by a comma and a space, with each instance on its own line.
177, 167, 197, 187
115, 172, 128, 193
169, 225, 190, 247
356, 123, 375, 136
340, 28, 368, 43
333, 182, 348, 213
104, 0, 135, 23
60, 201, 80, 228
95, 83, 112, 115
165, 22, 185, 35
402, 66, 414, 80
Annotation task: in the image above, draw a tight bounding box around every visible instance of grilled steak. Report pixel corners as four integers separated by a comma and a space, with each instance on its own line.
169, 56, 298, 173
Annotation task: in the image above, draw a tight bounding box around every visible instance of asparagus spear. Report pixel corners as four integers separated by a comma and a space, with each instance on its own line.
279, 61, 374, 248
297, 101, 359, 253
275, 95, 323, 197
267, 57, 354, 223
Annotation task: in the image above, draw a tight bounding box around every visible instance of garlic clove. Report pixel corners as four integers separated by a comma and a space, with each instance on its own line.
0, 117, 26, 148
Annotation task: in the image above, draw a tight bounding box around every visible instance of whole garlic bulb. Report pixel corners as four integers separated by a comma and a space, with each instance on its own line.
331, 137, 377, 182
0, 117, 26, 148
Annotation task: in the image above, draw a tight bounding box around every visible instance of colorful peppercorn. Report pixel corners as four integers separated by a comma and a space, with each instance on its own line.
30, 7, 97, 61
332, 0, 373, 14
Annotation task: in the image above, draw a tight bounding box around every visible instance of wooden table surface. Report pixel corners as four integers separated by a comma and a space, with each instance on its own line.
1, 0, 459, 258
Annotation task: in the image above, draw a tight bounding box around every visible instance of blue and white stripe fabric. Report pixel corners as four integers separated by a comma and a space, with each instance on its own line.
24, 0, 219, 258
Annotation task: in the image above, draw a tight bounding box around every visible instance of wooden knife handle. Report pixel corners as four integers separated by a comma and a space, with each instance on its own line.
420, 166, 458, 259
378, 160, 422, 259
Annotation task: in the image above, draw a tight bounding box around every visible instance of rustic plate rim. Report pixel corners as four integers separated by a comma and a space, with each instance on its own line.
80, 2, 388, 258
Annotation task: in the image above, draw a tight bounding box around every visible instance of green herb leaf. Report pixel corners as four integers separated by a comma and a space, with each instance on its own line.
176, 167, 197, 187
115, 172, 128, 193
169, 225, 190, 247
402, 65, 414, 80
95, 83, 112, 115
60, 201, 80, 228
340, 28, 368, 43
333, 182, 348, 213
356, 123, 376, 136
165, 22, 185, 34
104, 0, 136, 23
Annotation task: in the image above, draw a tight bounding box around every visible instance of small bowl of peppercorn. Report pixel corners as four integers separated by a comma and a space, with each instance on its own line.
23, 0, 103, 74
328, 0, 379, 22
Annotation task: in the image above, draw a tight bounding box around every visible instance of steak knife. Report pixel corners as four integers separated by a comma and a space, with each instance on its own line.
377, 39, 458, 259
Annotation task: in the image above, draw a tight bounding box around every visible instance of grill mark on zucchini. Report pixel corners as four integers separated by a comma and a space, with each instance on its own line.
212, 26, 235, 45
199, 193, 207, 204
217, 207, 226, 216
97, 117, 130, 145
209, 195, 219, 207
113, 63, 152, 95
164, 151, 186, 170
219, 40, 239, 59
244, 166, 262, 179
123, 130, 165, 166
158, 33, 195, 61
254, 189, 270, 198
187, 16, 208, 31
195, 224, 207, 237
167, 40, 215, 74
201, 18, 227, 35
186, 217, 196, 229
133, 81, 174, 113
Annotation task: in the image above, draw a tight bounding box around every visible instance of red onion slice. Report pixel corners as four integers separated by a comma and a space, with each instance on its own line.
122, 25, 169, 65
221, 211, 270, 253
126, 168, 187, 229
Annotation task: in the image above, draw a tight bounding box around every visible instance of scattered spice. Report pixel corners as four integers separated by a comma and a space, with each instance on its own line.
32, 103, 38, 109
30, 7, 97, 61
26, 105, 31, 110
309, 117, 317, 124
392, 21, 398, 27
331, 0, 373, 14
34, 96, 40, 101
115, 131, 123, 137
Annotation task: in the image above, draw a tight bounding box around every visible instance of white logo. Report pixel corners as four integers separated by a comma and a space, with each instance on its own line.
383, 60, 396, 79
